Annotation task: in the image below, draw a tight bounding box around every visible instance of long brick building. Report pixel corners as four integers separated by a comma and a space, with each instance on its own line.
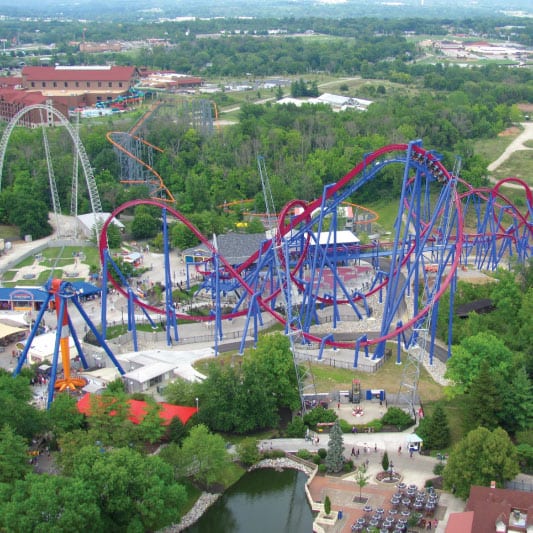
0, 65, 140, 126
21, 65, 140, 108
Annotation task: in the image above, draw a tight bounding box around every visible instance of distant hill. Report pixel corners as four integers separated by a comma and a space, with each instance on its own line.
0, 0, 531, 20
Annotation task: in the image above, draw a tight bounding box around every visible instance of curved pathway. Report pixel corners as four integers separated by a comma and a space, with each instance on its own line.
487, 122, 533, 190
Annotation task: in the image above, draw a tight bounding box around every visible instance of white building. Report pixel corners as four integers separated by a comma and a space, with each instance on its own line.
77, 212, 125, 239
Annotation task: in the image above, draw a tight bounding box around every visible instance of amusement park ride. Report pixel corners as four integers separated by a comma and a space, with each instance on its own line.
3, 101, 532, 413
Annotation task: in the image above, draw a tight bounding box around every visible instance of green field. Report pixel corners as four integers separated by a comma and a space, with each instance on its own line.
0, 244, 101, 287
490, 149, 533, 186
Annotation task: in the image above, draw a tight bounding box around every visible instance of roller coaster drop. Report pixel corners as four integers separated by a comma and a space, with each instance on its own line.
99, 141, 532, 384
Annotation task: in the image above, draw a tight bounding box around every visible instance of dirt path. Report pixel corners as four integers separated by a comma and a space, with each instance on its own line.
487, 122, 533, 190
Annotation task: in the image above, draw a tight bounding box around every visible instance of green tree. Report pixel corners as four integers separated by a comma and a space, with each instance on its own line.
242, 333, 301, 411
166, 416, 189, 445
46, 392, 85, 437
462, 360, 501, 431
0, 372, 45, 439
325, 420, 344, 473
106, 220, 122, 249
0, 474, 103, 533
73, 446, 186, 532
286, 416, 306, 438
355, 464, 370, 502
417, 404, 451, 450
170, 221, 199, 250
164, 377, 199, 406
196, 360, 279, 434
0, 424, 31, 483
179, 424, 231, 488
443, 427, 520, 499
244, 217, 265, 234
381, 407, 414, 430
105, 377, 125, 395
85, 393, 136, 448
237, 438, 261, 466
499, 366, 533, 434
134, 397, 165, 444
381, 450, 390, 472
131, 210, 160, 240
445, 332, 515, 396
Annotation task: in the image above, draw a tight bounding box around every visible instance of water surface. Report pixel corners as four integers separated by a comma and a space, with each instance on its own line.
186, 468, 313, 533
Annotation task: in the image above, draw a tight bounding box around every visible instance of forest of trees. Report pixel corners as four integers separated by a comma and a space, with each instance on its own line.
0, 52, 528, 240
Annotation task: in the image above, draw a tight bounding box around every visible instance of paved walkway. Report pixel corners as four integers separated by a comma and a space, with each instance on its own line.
260, 405, 466, 533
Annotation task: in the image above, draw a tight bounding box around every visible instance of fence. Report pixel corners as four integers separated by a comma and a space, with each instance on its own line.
505, 480, 533, 493
102, 311, 284, 352
293, 347, 388, 373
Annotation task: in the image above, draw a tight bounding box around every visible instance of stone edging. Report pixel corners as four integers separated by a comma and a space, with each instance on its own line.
160, 492, 221, 533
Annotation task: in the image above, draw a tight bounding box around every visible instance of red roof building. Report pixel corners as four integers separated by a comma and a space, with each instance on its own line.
20, 65, 140, 108
446, 485, 533, 533
77, 392, 198, 426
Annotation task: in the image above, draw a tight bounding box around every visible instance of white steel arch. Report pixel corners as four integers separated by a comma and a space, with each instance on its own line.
0, 103, 102, 215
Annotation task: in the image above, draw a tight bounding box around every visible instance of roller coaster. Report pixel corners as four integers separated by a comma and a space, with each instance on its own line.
7, 109, 532, 411
97, 140, 532, 413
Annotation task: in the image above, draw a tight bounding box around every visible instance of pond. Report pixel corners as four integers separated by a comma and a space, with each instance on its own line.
186, 468, 314, 533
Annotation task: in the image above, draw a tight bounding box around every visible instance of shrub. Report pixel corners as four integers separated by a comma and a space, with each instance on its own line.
433, 462, 445, 476
263, 449, 286, 459
338, 419, 353, 433
296, 449, 313, 460
381, 407, 414, 429
324, 495, 331, 516
312, 455, 322, 465
317, 448, 328, 459
318, 464, 327, 474
286, 417, 307, 438
303, 406, 337, 428
366, 419, 384, 432
237, 438, 260, 466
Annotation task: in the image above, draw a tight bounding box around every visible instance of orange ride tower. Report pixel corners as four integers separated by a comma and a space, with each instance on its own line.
51, 278, 87, 392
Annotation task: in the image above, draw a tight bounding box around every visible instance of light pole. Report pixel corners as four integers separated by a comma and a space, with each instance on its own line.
195, 397, 199, 411
389, 460, 394, 481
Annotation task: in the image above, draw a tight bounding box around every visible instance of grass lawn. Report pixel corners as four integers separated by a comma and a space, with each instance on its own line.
0, 244, 101, 288
310, 351, 445, 404
422, 396, 466, 450
195, 346, 446, 406
489, 149, 533, 186
364, 198, 400, 234
178, 478, 203, 515
219, 461, 246, 489
474, 135, 515, 163
0, 224, 20, 240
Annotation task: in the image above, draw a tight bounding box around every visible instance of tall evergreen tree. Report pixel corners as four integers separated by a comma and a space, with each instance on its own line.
381, 450, 390, 472
462, 360, 501, 432
325, 420, 344, 473
499, 366, 533, 435
418, 404, 451, 450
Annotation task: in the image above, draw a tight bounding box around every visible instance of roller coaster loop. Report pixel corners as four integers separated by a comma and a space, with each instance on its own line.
99, 140, 532, 365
